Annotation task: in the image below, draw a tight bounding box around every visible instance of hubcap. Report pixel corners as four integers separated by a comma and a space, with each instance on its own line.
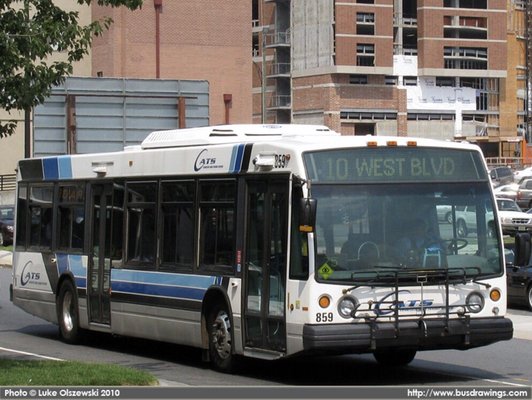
211, 310, 232, 360
62, 291, 74, 333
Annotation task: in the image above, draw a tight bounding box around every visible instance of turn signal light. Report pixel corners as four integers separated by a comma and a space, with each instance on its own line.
490, 288, 501, 302
318, 295, 331, 309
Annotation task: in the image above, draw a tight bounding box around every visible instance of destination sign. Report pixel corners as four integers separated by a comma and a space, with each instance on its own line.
304, 147, 487, 183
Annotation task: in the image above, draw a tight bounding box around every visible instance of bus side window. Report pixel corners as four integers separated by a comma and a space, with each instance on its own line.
199, 180, 236, 269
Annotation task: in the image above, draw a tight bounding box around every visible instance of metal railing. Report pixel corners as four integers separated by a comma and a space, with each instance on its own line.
0, 174, 16, 192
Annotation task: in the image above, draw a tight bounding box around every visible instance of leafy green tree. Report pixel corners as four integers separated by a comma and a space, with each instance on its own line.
0, 0, 143, 138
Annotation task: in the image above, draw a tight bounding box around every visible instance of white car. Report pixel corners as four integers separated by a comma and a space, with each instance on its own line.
514, 166, 532, 183
496, 198, 532, 236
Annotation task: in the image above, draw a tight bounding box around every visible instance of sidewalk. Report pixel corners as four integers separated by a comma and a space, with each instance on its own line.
0, 250, 12, 267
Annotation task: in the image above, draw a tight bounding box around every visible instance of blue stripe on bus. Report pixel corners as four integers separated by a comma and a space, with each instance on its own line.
111, 270, 221, 300
43, 158, 59, 180
234, 144, 244, 172
112, 281, 206, 301
58, 156, 73, 179
56, 253, 87, 289
229, 146, 238, 172
229, 144, 245, 173
56, 255, 222, 301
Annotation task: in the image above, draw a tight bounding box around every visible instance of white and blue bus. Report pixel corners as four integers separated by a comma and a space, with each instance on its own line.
11, 124, 515, 371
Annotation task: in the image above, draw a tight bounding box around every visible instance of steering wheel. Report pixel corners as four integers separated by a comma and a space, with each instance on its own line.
442, 238, 468, 253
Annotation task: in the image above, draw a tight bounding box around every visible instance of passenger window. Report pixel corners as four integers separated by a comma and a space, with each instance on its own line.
199, 180, 236, 268
160, 181, 195, 270
29, 185, 54, 249
58, 184, 85, 251
126, 182, 157, 267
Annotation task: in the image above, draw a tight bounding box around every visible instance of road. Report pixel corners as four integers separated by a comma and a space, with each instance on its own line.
0, 266, 531, 388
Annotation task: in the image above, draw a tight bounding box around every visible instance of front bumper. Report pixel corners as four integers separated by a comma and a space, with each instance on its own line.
302, 317, 513, 353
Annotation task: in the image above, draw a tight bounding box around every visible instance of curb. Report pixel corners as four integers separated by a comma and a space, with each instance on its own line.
0, 251, 12, 267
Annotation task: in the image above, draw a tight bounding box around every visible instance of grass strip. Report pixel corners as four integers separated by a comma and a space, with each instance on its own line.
0, 359, 158, 386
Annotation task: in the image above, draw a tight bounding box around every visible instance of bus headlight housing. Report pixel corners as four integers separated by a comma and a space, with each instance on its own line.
466, 292, 484, 313
338, 296, 359, 319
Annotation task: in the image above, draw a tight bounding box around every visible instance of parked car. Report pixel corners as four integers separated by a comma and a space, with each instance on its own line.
505, 248, 532, 311
496, 198, 532, 236
516, 178, 532, 210
436, 205, 452, 223
489, 166, 514, 188
0, 205, 14, 246
454, 204, 495, 238
514, 166, 532, 184
493, 183, 519, 201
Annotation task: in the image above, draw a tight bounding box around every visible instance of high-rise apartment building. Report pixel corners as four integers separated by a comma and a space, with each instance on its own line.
254, 0, 521, 158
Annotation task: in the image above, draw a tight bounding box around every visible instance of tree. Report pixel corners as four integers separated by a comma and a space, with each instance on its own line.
0, 0, 143, 138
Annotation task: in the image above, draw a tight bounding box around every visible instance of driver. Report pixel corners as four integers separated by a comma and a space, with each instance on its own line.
396, 218, 443, 267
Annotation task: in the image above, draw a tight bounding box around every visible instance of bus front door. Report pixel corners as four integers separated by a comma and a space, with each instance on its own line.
244, 179, 288, 353
88, 184, 112, 326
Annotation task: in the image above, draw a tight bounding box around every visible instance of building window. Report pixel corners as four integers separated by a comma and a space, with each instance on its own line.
385, 76, 398, 85
444, 47, 487, 70
356, 44, 375, 66
356, 0, 374, 3
444, 0, 487, 8
349, 74, 368, 84
356, 13, 375, 35
436, 77, 455, 87
403, 76, 418, 86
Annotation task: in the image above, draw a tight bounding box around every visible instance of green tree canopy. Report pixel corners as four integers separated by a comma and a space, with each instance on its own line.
0, 0, 143, 137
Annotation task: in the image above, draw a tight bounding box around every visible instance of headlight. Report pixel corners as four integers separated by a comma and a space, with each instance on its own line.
466, 292, 484, 313
501, 217, 512, 224
6, 226, 13, 232
337, 296, 359, 319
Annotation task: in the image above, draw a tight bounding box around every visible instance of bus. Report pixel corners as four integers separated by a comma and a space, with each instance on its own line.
11, 124, 516, 371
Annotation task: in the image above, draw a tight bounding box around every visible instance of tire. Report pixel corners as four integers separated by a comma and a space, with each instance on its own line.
373, 349, 417, 367
445, 212, 452, 224
207, 304, 236, 373
527, 285, 532, 312
457, 220, 468, 238
57, 280, 82, 344
0, 232, 4, 246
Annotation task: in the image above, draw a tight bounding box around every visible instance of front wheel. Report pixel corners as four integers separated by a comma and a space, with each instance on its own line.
208, 305, 236, 373
373, 349, 417, 367
57, 280, 82, 344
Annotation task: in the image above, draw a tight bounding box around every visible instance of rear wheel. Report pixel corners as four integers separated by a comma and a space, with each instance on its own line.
373, 349, 417, 367
207, 304, 236, 373
57, 280, 82, 344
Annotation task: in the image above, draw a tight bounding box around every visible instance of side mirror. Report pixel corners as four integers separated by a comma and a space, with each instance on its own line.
299, 198, 317, 233
514, 233, 531, 267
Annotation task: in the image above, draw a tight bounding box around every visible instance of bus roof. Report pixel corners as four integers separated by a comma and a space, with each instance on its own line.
141, 124, 337, 149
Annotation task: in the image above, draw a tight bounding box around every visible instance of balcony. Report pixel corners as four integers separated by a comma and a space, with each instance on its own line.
264, 30, 290, 48
267, 62, 291, 78
267, 95, 291, 110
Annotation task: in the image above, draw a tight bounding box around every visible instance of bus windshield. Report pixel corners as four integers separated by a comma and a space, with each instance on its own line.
311, 182, 502, 283
305, 170, 502, 284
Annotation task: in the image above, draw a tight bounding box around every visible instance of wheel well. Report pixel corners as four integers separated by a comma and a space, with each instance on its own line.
56, 274, 75, 300
200, 288, 233, 353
